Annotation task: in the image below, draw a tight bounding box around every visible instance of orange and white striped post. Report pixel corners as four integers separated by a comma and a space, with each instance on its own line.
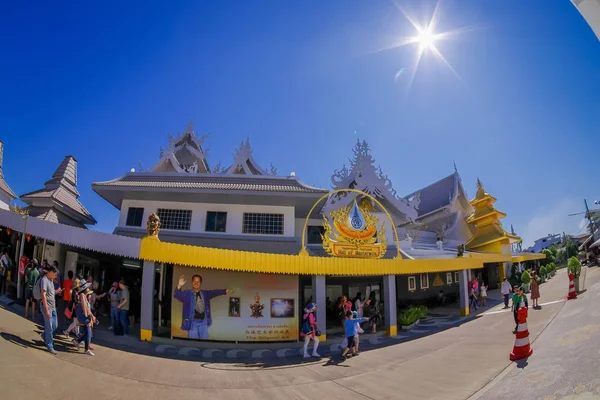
567, 272, 577, 300
510, 307, 533, 361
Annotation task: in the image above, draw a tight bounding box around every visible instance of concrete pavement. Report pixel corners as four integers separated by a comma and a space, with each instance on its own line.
0, 267, 591, 400
473, 266, 600, 400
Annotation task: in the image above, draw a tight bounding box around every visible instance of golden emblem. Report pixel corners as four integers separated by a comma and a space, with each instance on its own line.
322, 199, 387, 258
249, 293, 265, 318
146, 213, 161, 237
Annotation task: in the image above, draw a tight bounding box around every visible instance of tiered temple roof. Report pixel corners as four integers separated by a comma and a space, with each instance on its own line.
0, 141, 17, 205
21, 156, 96, 228
465, 179, 519, 252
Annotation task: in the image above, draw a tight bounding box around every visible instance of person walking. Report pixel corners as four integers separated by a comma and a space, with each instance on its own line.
341, 311, 369, 360
72, 282, 96, 356
300, 303, 320, 358
479, 282, 488, 307
352, 292, 366, 317
117, 279, 130, 336
63, 278, 81, 338
469, 284, 478, 311
24, 259, 40, 319
40, 265, 63, 354
108, 282, 120, 332
530, 271, 541, 309
0, 248, 12, 297
500, 278, 511, 309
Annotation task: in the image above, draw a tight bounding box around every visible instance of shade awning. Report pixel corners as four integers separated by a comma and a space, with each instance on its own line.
511, 252, 546, 263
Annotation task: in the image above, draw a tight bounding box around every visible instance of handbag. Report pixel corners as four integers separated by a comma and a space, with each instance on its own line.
64, 303, 74, 319
75, 305, 91, 326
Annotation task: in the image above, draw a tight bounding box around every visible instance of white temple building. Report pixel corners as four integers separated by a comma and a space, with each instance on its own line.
0, 140, 17, 210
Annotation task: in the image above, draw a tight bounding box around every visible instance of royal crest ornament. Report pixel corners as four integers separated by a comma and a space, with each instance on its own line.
322, 197, 387, 258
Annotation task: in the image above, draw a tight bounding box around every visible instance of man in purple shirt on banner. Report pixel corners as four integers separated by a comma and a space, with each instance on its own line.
173, 274, 234, 339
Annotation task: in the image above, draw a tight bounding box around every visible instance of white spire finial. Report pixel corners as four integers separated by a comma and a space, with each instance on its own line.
184, 121, 194, 135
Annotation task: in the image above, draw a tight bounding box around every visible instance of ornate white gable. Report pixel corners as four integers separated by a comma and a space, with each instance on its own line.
325, 140, 420, 222
224, 138, 267, 175
151, 122, 210, 174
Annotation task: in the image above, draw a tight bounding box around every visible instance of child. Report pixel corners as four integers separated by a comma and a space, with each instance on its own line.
511, 285, 529, 334
469, 285, 478, 311
300, 303, 320, 358
479, 283, 488, 307
342, 311, 365, 354
341, 310, 369, 360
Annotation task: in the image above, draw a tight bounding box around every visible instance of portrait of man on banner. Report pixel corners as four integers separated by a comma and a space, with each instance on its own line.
173, 273, 234, 339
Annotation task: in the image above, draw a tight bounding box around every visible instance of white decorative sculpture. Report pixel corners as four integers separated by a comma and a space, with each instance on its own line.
327, 140, 420, 222
406, 234, 414, 249
182, 161, 198, 173
436, 239, 444, 251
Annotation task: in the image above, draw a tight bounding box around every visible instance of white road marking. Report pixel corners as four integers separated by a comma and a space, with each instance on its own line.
483, 299, 565, 316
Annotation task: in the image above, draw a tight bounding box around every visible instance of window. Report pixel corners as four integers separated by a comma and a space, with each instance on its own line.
446, 272, 453, 285
420, 273, 429, 290
307, 226, 325, 244
125, 207, 144, 227
205, 211, 227, 232
454, 271, 460, 283
408, 276, 416, 292
242, 213, 284, 235
157, 208, 192, 231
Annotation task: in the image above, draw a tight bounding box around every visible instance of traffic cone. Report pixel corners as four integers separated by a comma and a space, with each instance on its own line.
510, 307, 533, 361
567, 272, 577, 300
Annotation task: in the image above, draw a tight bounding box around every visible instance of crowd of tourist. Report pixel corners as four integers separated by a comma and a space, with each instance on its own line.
21, 259, 131, 356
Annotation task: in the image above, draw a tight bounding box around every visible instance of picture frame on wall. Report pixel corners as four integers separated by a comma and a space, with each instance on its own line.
408, 276, 416, 292
228, 297, 241, 317
270, 298, 295, 318
446, 272, 453, 285
454, 271, 460, 283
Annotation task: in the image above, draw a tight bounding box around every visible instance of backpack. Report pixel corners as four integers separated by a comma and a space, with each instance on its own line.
301, 314, 312, 334
33, 276, 44, 301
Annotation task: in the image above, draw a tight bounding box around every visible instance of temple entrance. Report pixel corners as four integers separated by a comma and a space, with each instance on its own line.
300, 275, 384, 337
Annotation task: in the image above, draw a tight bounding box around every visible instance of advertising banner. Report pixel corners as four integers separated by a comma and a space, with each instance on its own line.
171, 265, 299, 342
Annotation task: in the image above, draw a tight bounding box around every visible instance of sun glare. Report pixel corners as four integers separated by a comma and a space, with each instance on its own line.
416, 28, 435, 50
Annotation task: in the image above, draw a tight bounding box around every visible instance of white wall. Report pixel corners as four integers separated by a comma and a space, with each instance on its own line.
0, 192, 11, 210
119, 199, 296, 237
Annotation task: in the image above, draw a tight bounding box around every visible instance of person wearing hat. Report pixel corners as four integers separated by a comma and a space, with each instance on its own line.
24, 259, 40, 319
72, 282, 96, 356
40, 265, 63, 355
300, 303, 320, 358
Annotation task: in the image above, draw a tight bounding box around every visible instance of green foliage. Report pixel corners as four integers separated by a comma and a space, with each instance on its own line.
540, 265, 547, 278
541, 248, 555, 266
568, 256, 582, 278
549, 262, 556, 275
521, 269, 532, 285
509, 263, 521, 287
399, 305, 428, 326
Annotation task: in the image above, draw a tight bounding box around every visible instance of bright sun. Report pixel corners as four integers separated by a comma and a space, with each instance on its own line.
416, 28, 435, 50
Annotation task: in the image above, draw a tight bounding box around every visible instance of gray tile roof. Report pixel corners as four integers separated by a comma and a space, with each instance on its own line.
94, 173, 328, 194
0, 178, 17, 200
21, 156, 96, 225
404, 173, 458, 217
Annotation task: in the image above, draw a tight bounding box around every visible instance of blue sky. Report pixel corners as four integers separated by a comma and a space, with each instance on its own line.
1, 0, 599, 247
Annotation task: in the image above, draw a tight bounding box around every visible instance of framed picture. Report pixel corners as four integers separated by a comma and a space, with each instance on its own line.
446, 272, 453, 285
408, 276, 416, 292
228, 297, 241, 317
454, 271, 460, 283
270, 298, 295, 318
420, 273, 429, 290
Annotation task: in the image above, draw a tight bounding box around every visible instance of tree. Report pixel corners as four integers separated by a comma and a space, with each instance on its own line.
568, 256, 582, 278
521, 270, 532, 285
541, 248, 555, 267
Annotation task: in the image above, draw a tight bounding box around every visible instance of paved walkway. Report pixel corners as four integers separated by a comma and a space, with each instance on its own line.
0, 267, 591, 399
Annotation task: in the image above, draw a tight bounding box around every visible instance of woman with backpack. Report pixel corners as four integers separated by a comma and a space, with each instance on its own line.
300, 303, 320, 359
72, 282, 96, 356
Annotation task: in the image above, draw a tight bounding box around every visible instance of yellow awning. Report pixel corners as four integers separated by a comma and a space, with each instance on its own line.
511, 253, 546, 263
140, 237, 484, 276
468, 252, 513, 263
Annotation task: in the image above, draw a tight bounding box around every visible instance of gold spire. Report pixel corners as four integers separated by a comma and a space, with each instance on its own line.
465, 180, 520, 253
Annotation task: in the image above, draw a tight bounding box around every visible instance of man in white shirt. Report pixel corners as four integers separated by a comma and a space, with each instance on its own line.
500, 277, 511, 309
